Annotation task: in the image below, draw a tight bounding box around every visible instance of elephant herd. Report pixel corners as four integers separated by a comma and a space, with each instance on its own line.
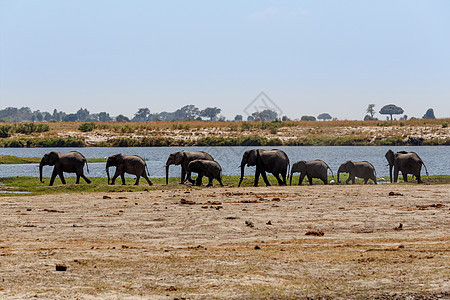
38, 149, 429, 187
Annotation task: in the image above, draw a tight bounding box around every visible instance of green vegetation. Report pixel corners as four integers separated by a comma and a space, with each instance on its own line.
78, 122, 96, 132
1, 175, 448, 197
0, 123, 49, 137
442, 121, 448, 128
0, 136, 86, 147
0, 155, 106, 164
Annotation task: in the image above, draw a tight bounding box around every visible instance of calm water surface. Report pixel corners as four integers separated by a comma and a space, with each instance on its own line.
1, 146, 448, 178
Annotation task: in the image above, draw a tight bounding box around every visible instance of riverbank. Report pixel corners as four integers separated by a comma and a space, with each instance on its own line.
1, 119, 449, 147
0, 155, 106, 164
1, 184, 448, 298
1, 175, 450, 196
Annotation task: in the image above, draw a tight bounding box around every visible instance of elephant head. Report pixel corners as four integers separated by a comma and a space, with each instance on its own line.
238, 149, 259, 187
39, 151, 59, 183
337, 160, 354, 183
289, 161, 305, 185
385, 149, 395, 183
106, 154, 124, 184
187, 160, 202, 173
164, 151, 186, 184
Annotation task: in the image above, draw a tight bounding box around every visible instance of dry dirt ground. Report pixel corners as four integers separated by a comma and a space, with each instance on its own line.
0, 184, 449, 299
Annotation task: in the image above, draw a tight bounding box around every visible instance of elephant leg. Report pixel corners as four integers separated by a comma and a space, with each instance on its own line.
416, 173, 423, 184
142, 173, 153, 186
206, 176, 213, 187
121, 173, 126, 185
81, 174, 91, 184
307, 175, 313, 185
298, 174, 305, 185
110, 173, 118, 185
363, 178, 368, 184
254, 169, 260, 187
76, 175, 80, 184
402, 172, 408, 182
196, 174, 203, 186
394, 168, 399, 183
321, 176, 328, 185
345, 175, 350, 184
180, 169, 186, 184
135, 176, 140, 185
49, 168, 58, 186
217, 177, 224, 187
58, 171, 66, 185
372, 176, 377, 184
260, 171, 271, 186
273, 173, 283, 185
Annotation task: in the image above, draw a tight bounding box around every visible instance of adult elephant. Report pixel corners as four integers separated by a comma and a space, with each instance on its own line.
106, 154, 153, 186
187, 159, 223, 187
238, 149, 289, 187
290, 160, 333, 185
385, 149, 429, 183
39, 151, 91, 186
337, 161, 377, 184
165, 151, 214, 184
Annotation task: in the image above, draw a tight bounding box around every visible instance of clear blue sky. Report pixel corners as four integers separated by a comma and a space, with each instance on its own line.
1, 0, 449, 120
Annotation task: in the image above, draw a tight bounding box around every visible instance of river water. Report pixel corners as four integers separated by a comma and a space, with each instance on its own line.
0, 146, 448, 178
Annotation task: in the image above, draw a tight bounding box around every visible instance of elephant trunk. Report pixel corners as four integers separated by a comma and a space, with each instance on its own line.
289, 169, 294, 186
238, 165, 245, 187
337, 167, 342, 183
39, 162, 44, 183
389, 164, 393, 183
165, 164, 170, 185
106, 161, 111, 184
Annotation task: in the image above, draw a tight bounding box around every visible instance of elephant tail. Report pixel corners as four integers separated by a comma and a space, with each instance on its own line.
145, 162, 150, 176
422, 161, 429, 176
85, 160, 90, 174
327, 164, 335, 181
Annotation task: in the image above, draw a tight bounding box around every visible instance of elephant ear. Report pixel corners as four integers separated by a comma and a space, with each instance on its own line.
48, 152, 59, 165
345, 160, 354, 169
115, 154, 124, 164
385, 150, 394, 165
174, 151, 185, 165
247, 150, 257, 166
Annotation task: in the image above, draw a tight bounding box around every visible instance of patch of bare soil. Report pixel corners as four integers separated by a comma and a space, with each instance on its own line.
0, 185, 449, 299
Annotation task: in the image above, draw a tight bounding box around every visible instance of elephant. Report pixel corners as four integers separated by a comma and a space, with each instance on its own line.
337, 160, 377, 184
385, 149, 429, 183
106, 154, 153, 185
238, 149, 290, 187
290, 160, 333, 185
165, 151, 214, 184
187, 159, 223, 187
39, 151, 91, 186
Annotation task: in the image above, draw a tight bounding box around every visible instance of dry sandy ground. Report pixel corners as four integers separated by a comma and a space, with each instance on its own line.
0, 184, 449, 299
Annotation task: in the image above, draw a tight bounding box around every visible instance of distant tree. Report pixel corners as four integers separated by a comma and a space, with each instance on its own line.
281, 115, 289, 121
301, 115, 316, 121
98, 112, 112, 122
234, 114, 243, 121
174, 105, 200, 120
251, 109, 278, 121
35, 111, 43, 122
116, 114, 130, 122
379, 104, 404, 121
63, 113, 78, 122
422, 108, 436, 119
132, 108, 150, 122
247, 115, 254, 121
317, 113, 332, 121
200, 107, 221, 121
76, 108, 90, 121
366, 104, 376, 118
42, 112, 52, 121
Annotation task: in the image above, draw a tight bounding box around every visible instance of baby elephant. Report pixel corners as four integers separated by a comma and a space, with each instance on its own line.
187, 159, 223, 187
337, 160, 377, 184
290, 159, 333, 185
106, 154, 153, 186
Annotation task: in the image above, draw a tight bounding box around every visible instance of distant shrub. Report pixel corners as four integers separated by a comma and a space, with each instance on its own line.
121, 125, 134, 133
13, 123, 50, 134
442, 122, 448, 128
241, 122, 252, 131
0, 124, 12, 138
78, 122, 96, 132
